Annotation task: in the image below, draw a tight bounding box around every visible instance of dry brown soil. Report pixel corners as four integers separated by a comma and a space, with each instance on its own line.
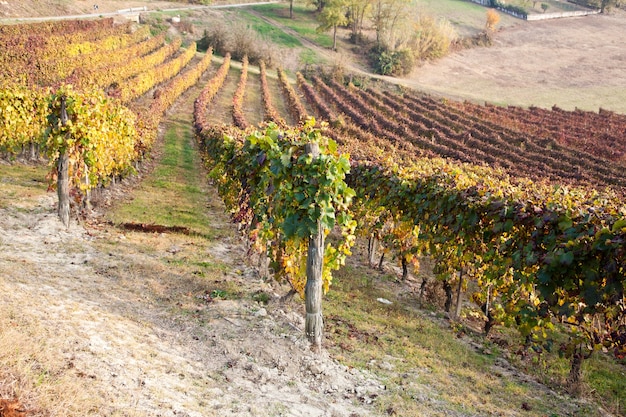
0, 187, 383, 417
0, 1, 188, 18
403, 11, 626, 113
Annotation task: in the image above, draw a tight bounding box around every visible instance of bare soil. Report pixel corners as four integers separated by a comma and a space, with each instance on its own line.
0, 189, 387, 417
403, 10, 626, 113
0, 1, 188, 18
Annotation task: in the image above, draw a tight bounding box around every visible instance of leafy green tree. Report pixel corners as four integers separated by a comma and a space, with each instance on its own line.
310, 0, 326, 12
317, 0, 348, 51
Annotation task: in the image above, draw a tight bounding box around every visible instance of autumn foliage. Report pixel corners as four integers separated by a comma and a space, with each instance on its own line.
485, 9, 500, 32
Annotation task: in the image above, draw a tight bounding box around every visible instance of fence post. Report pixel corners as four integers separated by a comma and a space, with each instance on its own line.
304, 142, 324, 352
57, 96, 70, 228
454, 269, 464, 319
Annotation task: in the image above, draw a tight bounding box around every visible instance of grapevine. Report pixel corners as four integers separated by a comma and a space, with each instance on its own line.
45, 85, 138, 197
259, 60, 286, 126
232, 56, 249, 129
196, 118, 356, 296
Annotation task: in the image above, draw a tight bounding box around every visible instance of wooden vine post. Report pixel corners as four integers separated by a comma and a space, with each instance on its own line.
367, 235, 377, 268
304, 142, 324, 352
57, 96, 70, 228
454, 269, 464, 319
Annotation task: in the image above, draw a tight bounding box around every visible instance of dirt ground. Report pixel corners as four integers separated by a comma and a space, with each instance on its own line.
0, 166, 386, 417
404, 10, 626, 113
0, 1, 189, 18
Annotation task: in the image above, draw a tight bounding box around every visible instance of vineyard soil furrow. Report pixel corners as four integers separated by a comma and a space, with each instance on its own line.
263, 67, 292, 125
206, 63, 240, 126
242, 66, 264, 127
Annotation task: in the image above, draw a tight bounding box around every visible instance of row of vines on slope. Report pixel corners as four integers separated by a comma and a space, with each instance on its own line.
292, 73, 625, 385
118, 42, 197, 103
232, 56, 249, 129
310, 75, 626, 192
1, 17, 214, 225
45, 48, 215, 223
1, 22, 145, 86
450, 100, 626, 163
259, 60, 285, 127
193, 53, 231, 133
194, 61, 625, 377
194, 62, 358, 349
73, 34, 177, 92
349, 158, 625, 386
396, 90, 626, 188
2, 15, 624, 386
0, 27, 183, 156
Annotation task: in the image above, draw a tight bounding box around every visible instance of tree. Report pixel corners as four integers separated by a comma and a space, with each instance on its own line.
345, 0, 370, 43
485, 9, 500, 32
317, 0, 348, 51
310, 0, 326, 12
370, 0, 409, 47
541, 2, 549, 12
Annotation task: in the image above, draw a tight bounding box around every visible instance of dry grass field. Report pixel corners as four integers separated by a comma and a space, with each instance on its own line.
405, 10, 626, 113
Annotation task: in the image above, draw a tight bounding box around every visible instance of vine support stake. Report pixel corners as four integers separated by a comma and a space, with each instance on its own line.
454, 269, 464, 319
57, 96, 70, 228
304, 142, 324, 353
367, 235, 377, 268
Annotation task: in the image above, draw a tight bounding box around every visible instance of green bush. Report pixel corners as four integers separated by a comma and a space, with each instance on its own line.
369, 45, 415, 76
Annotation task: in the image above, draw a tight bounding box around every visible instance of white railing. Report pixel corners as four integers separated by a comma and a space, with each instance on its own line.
117, 6, 148, 14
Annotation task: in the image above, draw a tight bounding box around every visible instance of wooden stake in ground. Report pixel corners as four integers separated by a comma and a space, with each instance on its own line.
304, 142, 324, 352
367, 235, 377, 268
454, 269, 464, 319
57, 96, 70, 228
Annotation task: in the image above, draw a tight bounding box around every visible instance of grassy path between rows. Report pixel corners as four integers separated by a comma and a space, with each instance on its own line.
106, 97, 222, 239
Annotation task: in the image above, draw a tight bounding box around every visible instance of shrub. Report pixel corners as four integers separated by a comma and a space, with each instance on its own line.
369, 45, 415, 76
407, 15, 456, 61
198, 22, 280, 66
368, 12, 455, 76
199, 22, 229, 55
485, 9, 500, 31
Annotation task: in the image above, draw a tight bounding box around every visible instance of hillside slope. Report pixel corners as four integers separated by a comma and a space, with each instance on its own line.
0, 1, 189, 18
0, 71, 384, 417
